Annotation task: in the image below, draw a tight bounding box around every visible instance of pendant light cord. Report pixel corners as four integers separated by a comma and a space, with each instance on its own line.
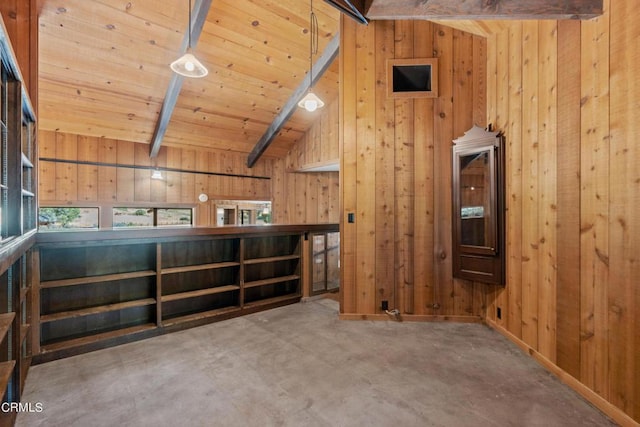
309, 0, 318, 89
188, 0, 192, 49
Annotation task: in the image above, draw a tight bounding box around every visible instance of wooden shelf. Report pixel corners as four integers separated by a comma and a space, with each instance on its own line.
243, 294, 301, 309
0, 360, 16, 395
40, 298, 156, 323
41, 323, 157, 353
20, 324, 30, 345
162, 306, 240, 327
243, 254, 300, 265
161, 262, 240, 275
41, 270, 156, 289
244, 275, 300, 289
0, 313, 15, 343
20, 287, 29, 303
161, 285, 240, 303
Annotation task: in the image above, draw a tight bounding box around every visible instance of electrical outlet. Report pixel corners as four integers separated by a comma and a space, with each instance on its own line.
497, 307, 502, 319
381, 300, 389, 311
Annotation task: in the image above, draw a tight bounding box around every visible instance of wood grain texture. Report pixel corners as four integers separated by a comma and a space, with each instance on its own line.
579, 2, 609, 397
40, 130, 273, 227
555, 19, 581, 379
340, 20, 485, 316
366, 0, 603, 20
481, 1, 639, 421
608, 0, 639, 418
37, 0, 340, 158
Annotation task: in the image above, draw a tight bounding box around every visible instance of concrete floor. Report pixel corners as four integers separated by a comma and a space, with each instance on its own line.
17, 298, 614, 427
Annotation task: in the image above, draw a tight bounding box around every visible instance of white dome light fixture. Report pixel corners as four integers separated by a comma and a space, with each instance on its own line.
299, 0, 323, 113
170, 0, 208, 78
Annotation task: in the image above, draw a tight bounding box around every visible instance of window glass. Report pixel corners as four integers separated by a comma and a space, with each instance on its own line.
113, 207, 153, 228
39, 207, 99, 230
157, 208, 192, 226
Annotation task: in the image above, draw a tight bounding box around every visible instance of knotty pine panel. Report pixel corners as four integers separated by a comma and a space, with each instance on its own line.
270, 98, 340, 226
340, 18, 486, 317
482, 0, 639, 422
39, 130, 273, 228
0, 0, 38, 110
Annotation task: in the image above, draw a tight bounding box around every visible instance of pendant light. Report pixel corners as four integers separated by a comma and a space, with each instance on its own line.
298, 0, 324, 112
170, 0, 208, 78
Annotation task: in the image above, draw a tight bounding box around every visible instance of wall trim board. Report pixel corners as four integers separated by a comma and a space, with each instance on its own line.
39, 158, 271, 181
339, 313, 482, 323
485, 318, 639, 427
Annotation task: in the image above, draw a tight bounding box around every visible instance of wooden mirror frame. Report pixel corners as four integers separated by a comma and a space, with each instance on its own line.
452, 126, 505, 285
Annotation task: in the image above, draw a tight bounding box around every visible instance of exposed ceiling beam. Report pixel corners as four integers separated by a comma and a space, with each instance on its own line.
365, 0, 603, 20
149, 0, 213, 158
246, 33, 340, 168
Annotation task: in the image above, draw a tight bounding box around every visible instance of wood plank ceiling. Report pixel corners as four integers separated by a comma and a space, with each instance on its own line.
38, 0, 340, 159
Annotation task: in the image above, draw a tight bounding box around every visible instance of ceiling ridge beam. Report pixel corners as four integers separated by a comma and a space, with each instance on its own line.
366, 0, 603, 20
247, 32, 340, 168
150, 0, 213, 158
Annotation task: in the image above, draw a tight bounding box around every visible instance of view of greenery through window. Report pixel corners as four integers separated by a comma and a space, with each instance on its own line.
38, 207, 193, 230
113, 207, 192, 227
39, 207, 99, 230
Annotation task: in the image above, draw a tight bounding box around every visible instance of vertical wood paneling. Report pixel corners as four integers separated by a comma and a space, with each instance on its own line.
537, 20, 558, 361
38, 131, 56, 200
375, 20, 395, 313
413, 22, 435, 315
394, 20, 414, 314
77, 135, 98, 202
116, 140, 135, 202
609, 0, 639, 418
520, 21, 540, 348
40, 130, 274, 227
433, 25, 454, 315
340, 16, 358, 314
580, 2, 610, 396
555, 19, 581, 379
54, 133, 77, 201
165, 147, 182, 203
481, 2, 639, 421
150, 148, 167, 203
506, 22, 523, 337
341, 20, 483, 317
355, 17, 377, 314
453, 29, 477, 317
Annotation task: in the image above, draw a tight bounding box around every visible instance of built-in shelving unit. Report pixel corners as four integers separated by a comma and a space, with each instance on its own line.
34, 225, 336, 363
0, 14, 38, 425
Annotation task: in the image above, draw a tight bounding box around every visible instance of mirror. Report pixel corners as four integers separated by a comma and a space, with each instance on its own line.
459, 150, 494, 250
452, 126, 505, 285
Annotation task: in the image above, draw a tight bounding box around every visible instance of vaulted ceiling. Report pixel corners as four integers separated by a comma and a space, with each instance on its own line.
38, 0, 340, 160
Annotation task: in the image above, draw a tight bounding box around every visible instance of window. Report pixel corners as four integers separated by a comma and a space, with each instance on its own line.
38, 207, 99, 231
214, 200, 271, 226
114, 207, 193, 228
157, 208, 192, 226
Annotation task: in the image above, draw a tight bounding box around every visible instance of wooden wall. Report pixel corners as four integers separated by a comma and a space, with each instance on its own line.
0, 0, 38, 110
339, 18, 487, 317
339, 2, 639, 423
38, 130, 273, 227
481, 0, 640, 423
271, 100, 340, 224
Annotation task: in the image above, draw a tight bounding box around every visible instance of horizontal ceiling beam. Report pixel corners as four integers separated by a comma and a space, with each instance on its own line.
246, 33, 340, 168
150, 0, 213, 158
366, 0, 603, 20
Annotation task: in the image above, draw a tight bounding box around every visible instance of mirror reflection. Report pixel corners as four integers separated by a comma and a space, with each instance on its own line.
459, 151, 490, 247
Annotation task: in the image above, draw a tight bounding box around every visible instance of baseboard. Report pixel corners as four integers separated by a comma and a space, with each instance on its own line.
339, 313, 482, 323
485, 318, 639, 427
